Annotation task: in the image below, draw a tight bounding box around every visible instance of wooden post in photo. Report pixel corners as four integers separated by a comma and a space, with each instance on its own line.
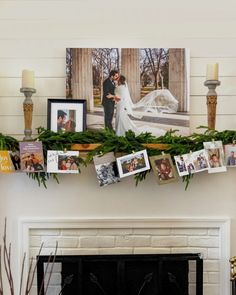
169, 48, 187, 112
121, 48, 141, 102
71, 48, 94, 111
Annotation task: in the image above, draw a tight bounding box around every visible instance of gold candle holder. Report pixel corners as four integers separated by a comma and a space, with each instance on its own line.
204, 80, 221, 130
20, 87, 36, 141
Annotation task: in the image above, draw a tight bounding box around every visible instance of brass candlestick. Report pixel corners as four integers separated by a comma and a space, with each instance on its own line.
204, 80, 221, 130
20, 87, 36, 141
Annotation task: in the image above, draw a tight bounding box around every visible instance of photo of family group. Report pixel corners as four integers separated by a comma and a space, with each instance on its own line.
66, 48, 190, 136
93, 152, 120, 187
47, 151, 80, 174
58, 155, 79, 171
116, 150, 150, 178
150, 154, 177, 184
191, 150, 209, 172
174, 149, 209, 177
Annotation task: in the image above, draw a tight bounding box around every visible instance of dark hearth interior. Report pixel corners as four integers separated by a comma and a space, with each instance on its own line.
37, 253, 203, 295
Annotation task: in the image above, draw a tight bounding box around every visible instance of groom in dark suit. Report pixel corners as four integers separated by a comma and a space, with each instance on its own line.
102, 70, 120, 129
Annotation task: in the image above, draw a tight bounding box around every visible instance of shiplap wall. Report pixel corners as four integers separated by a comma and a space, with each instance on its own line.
0, 1, 236, 294
1, 0, 236, 136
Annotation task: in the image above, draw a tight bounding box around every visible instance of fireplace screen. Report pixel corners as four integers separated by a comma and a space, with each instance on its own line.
37, 253, 203, 295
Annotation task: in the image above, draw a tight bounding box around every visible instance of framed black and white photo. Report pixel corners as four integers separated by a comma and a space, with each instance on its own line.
116, 150, 150, 178
47, 99, 86, 132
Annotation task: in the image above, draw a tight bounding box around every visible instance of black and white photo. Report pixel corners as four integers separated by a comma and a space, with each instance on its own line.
93, 152, 120, 187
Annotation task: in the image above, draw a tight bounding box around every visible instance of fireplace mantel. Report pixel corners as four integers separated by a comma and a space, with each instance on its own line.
18, 217, 230, 295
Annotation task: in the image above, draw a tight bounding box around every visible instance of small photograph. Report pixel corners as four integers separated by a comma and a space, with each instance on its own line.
47, 99, 86, 133
184, 153, 196, 174
224, 144, 236, 167
116, 150, 150, 178
149, 154, 178, 185
93, 152, 120, 187
191, 149, 209, 172
203, 141, 226, 173
57, 109, 76, 132
0, 151, 15, 173
174, 154, 189, 177
9, 151, 21, 171
47, 151, 80, 174
19, 142, 44, 172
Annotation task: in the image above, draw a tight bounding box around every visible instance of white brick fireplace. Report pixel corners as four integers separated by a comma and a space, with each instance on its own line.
19, 218, 230, 295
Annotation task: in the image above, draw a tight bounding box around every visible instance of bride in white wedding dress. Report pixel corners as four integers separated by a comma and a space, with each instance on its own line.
115, 75, 171, 137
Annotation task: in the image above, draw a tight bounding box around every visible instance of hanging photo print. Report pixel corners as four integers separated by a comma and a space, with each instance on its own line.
203, 141, 226, 173
19, 142, 44, 172
191, 149, 209, 172
183, 153, 196, 174
93, 152, 120, 187
224, 144, 236, 167
66, 48, 190, 136
116, 150, 150, 178
149, 154, 178, 185
174, 154, 189, 177
47, 151, 80, 174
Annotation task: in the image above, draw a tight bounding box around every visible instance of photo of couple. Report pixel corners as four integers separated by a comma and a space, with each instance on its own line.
57, 110, 76, 132
150, 154, 177, 184
47, 151, 80, 174
19, 142, 44, 173
66, 48, 190, 136
58, 155, 79, 171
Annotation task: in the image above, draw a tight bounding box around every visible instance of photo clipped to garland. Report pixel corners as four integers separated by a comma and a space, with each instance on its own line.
203, 141, 226, 173
149, 154, 178, 185
93, 152, 120, 187
116, 150, 150, 178
47, 150, 80, 174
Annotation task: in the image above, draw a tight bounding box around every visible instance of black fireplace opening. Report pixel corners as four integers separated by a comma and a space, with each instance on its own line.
37, 253, 203, 295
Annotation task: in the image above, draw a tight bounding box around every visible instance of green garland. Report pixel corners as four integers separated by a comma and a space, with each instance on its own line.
1, 127, 236, 189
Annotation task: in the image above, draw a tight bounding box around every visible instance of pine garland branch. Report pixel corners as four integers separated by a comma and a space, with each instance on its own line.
1, 127, 236, 188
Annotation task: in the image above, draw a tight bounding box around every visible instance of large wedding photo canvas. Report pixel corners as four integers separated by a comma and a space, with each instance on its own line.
66, 48, 190, 136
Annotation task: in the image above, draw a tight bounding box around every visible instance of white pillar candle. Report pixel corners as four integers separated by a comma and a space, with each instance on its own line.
206, 63, 219, 81
22, 69, 35, 88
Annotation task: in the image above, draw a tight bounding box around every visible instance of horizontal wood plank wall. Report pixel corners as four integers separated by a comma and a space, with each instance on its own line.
0, 0, 236, 137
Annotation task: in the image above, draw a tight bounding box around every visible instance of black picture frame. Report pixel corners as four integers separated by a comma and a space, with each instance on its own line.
47, 99, 87, 132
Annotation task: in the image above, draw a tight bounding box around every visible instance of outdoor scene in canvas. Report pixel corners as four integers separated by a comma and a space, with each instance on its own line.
66, 48, 190, 136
